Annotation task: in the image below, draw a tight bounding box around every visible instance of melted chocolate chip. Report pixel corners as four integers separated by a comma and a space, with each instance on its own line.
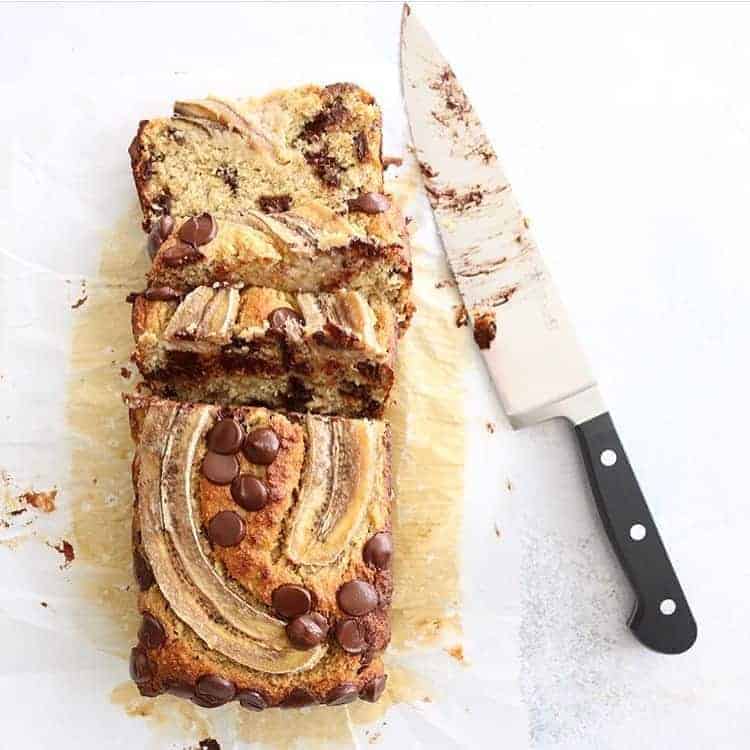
137, 612, 166, 649
335, 618, 367, 654
129, 646, 152, 685
326, 683, 359, 706
353, 132, 368, 162
363, 532, 393, 570
272, 585, 312, 619
144, 286, 182, 302
304, 150, 342, 187
160, 241, 204, 267
237, 689, 268, 711
194, 674, 236, 707
202, 451, 240, 485
337, 580, 378, 616
178, 213, 217, 246
280, 688, 318, 709
258, 194, 292, 213
286, 612, 328, 650
206, 418, 244, 454
133, 548, 154, 591
347, 193, 390, 214
147, 215, 175, 258
300, 98, 348, 141
230, 474, 269, 511
207, 510, 246, 547
359, 674, 387, 703
243, 427, 280, 465
268, 307, 303, 333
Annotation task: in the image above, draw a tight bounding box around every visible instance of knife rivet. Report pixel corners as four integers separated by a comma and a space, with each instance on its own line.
629, 524, 646, 541
600, 449, 617, 467
659, 599, 677, 616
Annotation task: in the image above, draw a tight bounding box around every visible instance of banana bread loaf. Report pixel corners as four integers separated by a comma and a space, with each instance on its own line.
130, 285, 397, 417
129, 84, 385, 233
128, 396, 393, 709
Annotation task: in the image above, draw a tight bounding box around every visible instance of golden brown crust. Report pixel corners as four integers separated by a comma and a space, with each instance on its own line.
128, 396, 392, 708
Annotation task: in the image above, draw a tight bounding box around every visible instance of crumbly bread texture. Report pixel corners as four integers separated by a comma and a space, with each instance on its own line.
128, 396, 393, 709
146, 203, 413, 333
131, 286, 397, 417
130, 84, 384, 232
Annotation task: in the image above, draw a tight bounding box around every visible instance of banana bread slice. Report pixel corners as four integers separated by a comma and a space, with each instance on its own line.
130, 285, 397, 417
145, 203, 413, 333
129, 83, 384, 233
128, 396, 392, 709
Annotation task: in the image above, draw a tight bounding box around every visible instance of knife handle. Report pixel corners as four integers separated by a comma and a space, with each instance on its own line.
575, 412, 697, 654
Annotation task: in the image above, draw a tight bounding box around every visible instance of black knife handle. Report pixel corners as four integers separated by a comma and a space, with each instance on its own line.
575, 412, 697, 654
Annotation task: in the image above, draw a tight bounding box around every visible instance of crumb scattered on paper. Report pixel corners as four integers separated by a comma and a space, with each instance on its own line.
71, 280, 88, 309
20, 489, 57, 513
40, 601, 48, 608
494, 523, 501, 539
486, 421, 495, 434
446, 644, 465, 663
435, 278, 455, 289
49, 539, 75, 568
505, 478, 513, 492
198, 740, 220, 750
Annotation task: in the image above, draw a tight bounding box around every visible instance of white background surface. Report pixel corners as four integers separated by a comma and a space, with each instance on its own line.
2, 2, 749, 748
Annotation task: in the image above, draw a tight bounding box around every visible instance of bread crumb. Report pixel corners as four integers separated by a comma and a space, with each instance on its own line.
48, 539, 75, 568
486, 421, 495, 434
454, 305, 469, 327
446, 644, 465, 663
494, 523, 501, 538
20, 489, 57, 513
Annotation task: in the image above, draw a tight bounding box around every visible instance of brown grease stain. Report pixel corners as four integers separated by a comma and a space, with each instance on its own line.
67, 186, 467, 747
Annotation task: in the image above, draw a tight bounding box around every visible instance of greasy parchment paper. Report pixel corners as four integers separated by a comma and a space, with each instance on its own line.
0, 56, 528, 747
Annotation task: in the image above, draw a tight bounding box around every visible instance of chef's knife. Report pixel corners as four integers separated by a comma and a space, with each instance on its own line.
400, 5, 696, 654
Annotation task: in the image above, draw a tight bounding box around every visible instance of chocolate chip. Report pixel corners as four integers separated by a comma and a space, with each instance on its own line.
243, 427, 280, 465
207, 510, 246, 547
258, 195, 292, 213
144, 286, 182, 302
206, 418, 244, 454
129, 646, 152, 685
230, 474, 269, 511
280, 688, 317, 709
147, 215, 175, 258
194, 674, 236, 707
160, 241, 204, 267
326, 683, 359, 706
237, 689, 268, 711
178, 213, 217, 247
337, 580, 378, 616
335, 618, 368, 654
137, 612, 166, 649
363, 532, 393, 570
272, 585, 312, 619
138, 684, 164, 698
133, 548, 154, 591
347, 193, 390, 214
202, 451, 240, 485
286, 612, 328, 650
268, 307, 303, 333
353, 132, 368, 162
359, 674, 387, 703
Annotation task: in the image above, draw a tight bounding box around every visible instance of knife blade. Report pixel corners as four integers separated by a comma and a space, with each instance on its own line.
400, 4, 696, 654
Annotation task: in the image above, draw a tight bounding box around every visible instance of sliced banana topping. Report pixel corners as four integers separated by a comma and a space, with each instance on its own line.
163, 287, 239, 353
285, 416, 377, 566
137, 401, 326, 673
